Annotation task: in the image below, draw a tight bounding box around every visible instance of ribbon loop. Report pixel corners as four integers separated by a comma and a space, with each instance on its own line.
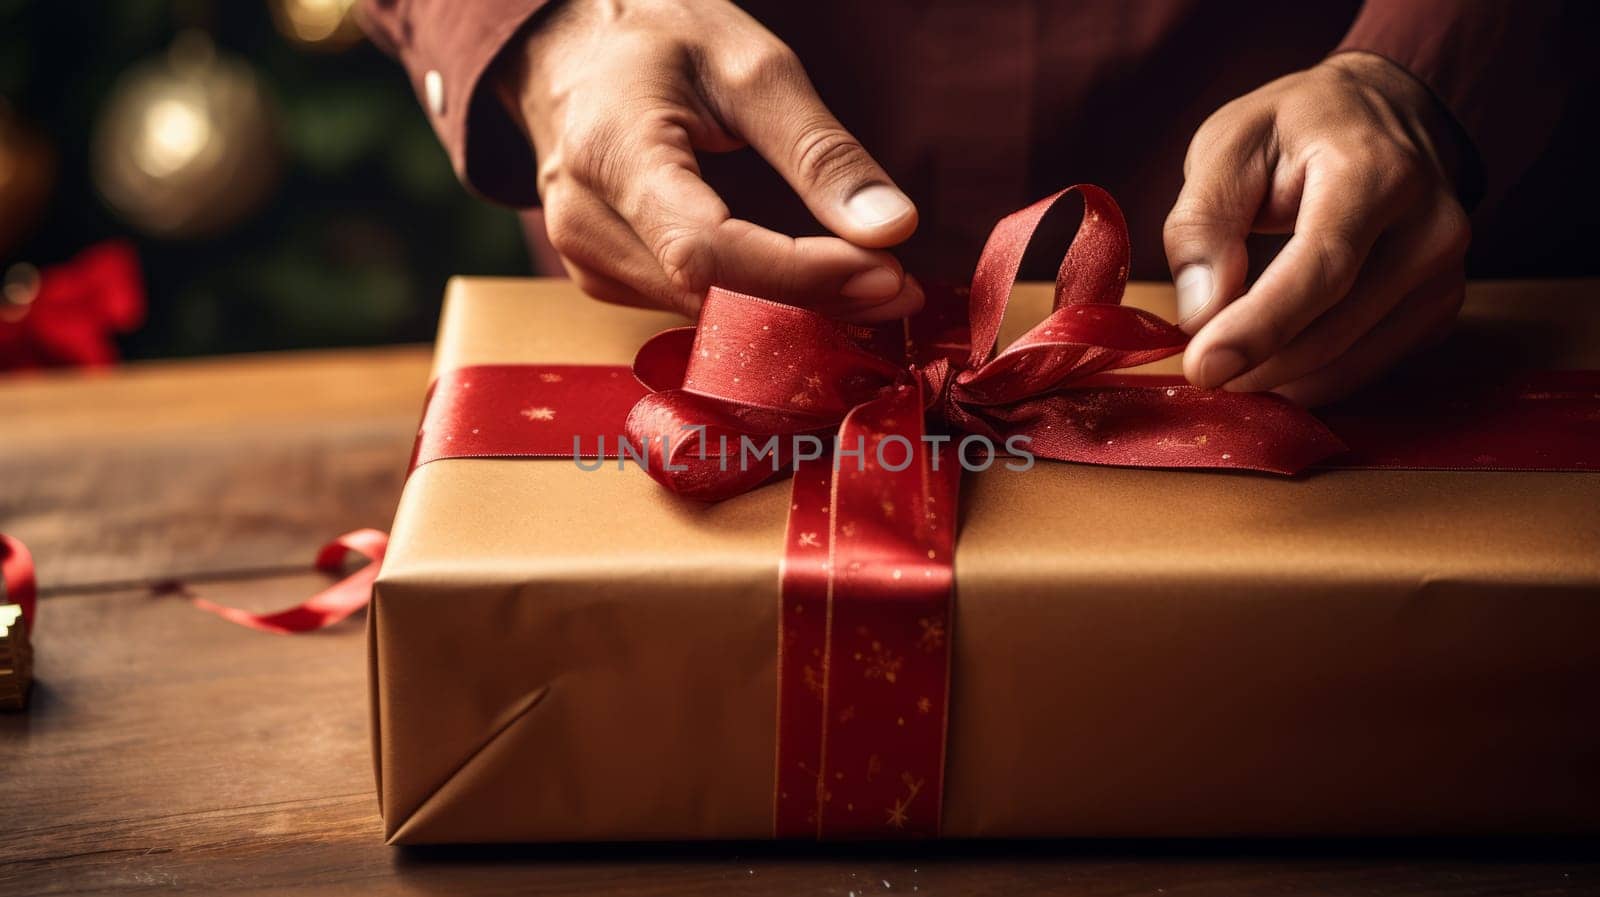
683, 290, 905, 417
627, 183, 1344, 500
623, 184, 1345, 837
965, 184, 1132, 368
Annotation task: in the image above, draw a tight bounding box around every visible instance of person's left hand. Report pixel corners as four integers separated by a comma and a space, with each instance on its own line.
1163, 51, 1471, 406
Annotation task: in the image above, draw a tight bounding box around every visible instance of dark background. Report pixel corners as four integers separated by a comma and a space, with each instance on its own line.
2, 1, 1595, 370
0, 0, 529, 362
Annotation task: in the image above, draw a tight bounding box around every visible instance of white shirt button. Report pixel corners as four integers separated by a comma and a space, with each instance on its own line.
424, 70, 445, 117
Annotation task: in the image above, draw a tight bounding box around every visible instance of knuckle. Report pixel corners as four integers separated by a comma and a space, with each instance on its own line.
1190, 98, 1249, 148
542, 197, 586, 259
1309, 231, 1361, 289
1376, 147, 1427, 202
1184, 106, 1262, 176
720, 41, 803, 95
546, 224, 582, 260
1386, 146, 1426, 184
1163, 194, 1240, 250
1163, 201, 1217, 242
1434, 198, 1472, 260
1318, 140, 1426, 207
563, 114, 628, 189
790, 123, 868, 187
654, 226, 716, 297
535, 156, 566, 203
1321, 144, 1383, 192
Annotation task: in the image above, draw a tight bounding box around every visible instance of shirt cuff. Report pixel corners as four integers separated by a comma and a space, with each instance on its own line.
381, 0, 553, 207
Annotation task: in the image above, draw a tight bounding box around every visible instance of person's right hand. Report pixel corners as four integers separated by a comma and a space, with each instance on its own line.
494, 0, 922, 321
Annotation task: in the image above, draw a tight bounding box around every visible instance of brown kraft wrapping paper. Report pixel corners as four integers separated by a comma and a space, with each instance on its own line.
371, 277, 1600, 844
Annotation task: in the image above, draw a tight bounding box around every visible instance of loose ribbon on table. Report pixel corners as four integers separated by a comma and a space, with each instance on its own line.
0, 527, 384, 640
188, 528, 389, 635
175, 185, 1600, 839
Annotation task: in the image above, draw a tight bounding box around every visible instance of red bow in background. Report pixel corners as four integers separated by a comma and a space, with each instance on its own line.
626, 185, 1344, 501
1, 240, 144, 371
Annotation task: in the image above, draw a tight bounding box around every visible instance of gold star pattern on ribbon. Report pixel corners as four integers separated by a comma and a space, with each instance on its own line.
885, 773, 924, 830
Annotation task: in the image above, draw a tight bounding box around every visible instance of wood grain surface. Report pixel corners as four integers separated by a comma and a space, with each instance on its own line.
2, 331, 1598, 895
0, 347, 430, 590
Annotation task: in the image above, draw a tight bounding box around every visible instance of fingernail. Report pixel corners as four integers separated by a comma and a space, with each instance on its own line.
839, 274, 924, 323
1175, 264, 1215, 328
1197, 347, 1249, 388
840, 266, 903, 301
845, 184, 914, 229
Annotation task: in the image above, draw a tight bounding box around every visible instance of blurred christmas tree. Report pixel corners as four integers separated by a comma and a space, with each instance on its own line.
0, 0, 529, 360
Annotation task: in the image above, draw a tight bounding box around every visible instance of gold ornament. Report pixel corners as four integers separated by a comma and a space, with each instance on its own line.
91, 32, 280, 238
1, 263, 41, 324
269, 0, 365, 52
0, 103, 56, 257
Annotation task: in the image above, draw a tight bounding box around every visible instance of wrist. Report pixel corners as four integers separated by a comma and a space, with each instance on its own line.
488, 0, 575, 141
1321, 50, 1482, 208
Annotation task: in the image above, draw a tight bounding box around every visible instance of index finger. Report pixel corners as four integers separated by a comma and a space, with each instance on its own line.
579, 112, 921, 321
1184, 154, 1401, 388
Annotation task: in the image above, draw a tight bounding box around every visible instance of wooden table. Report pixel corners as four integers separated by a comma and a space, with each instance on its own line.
2, 346, 1597, 896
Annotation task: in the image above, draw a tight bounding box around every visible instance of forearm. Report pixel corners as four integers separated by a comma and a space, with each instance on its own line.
1333, 0, 1575, 212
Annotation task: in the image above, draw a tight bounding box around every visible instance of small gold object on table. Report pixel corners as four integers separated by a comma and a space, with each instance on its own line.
0, 604, 32, 711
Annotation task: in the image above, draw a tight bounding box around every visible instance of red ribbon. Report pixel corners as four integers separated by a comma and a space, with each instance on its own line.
624, 186, 1344, 502
397, 185, 1600, 838
621, 185, 1346, 837
179, 186, 1600, 840
1, 534, 36, 635
191, 529, 388, 635
0, 530, 382, 638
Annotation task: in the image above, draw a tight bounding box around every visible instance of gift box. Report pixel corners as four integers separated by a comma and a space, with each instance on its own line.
371, 198, 1600, 844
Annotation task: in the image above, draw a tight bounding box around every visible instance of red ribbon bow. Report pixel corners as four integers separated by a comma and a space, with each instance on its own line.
83, 185, 1593, 838
623, 185, 1345, 838
626, 185, 1344, 501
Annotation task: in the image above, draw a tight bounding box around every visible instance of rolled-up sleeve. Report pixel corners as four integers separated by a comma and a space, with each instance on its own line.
1333, 0, 1577, 212
359, 0, 552, 206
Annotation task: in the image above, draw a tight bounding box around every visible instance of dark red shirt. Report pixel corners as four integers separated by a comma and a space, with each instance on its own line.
360, 1, 1585, 280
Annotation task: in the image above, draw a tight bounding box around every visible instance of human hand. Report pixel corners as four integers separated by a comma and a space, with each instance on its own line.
496, 0, 921, 321
1164, 52, 1471, 406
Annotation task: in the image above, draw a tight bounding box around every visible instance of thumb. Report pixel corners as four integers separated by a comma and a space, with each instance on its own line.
1163, 124, 1270, 334
712, 45, 917, 248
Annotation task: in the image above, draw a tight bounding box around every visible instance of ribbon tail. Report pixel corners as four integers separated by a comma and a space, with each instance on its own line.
192, 528, 388, 635
775, 383, 960, 839
990, 380, 1345, 475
